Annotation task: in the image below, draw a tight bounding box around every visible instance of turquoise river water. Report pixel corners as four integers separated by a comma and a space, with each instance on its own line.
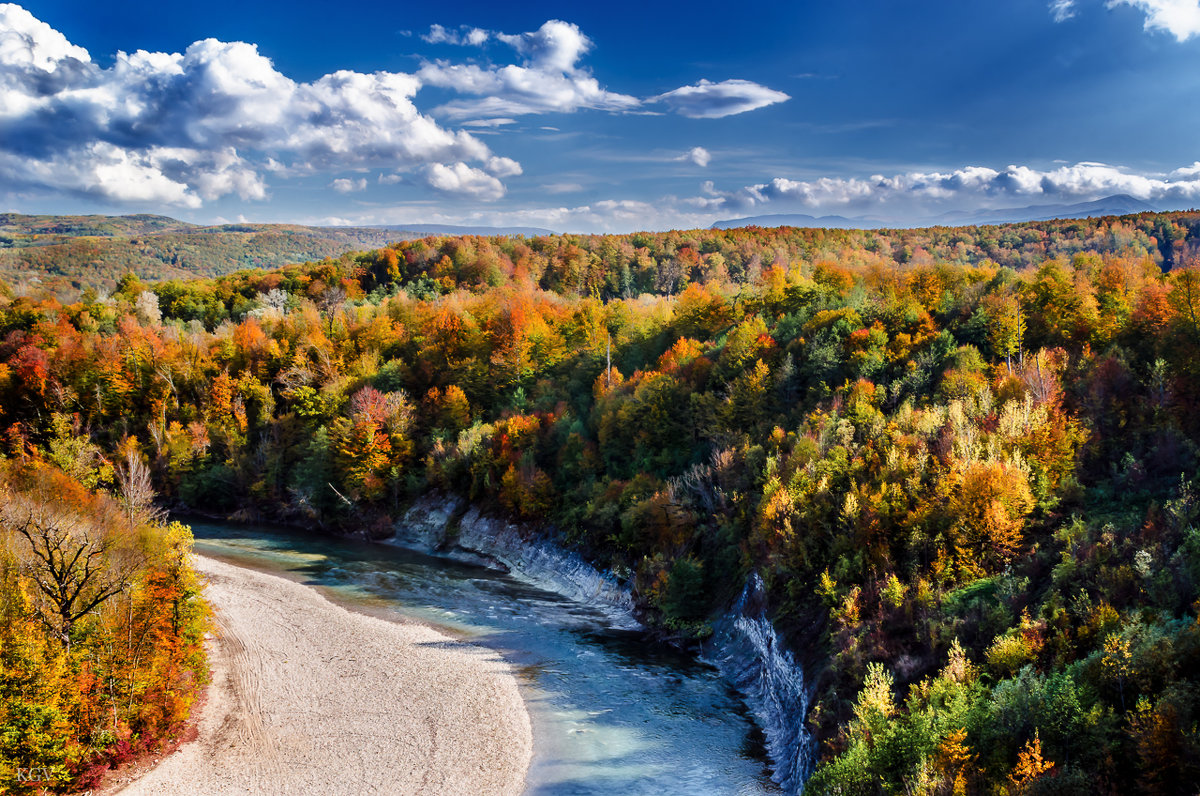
190, 520, 780, 795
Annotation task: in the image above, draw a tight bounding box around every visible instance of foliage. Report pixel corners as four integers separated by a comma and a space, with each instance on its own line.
2, 210, 1200, 792
0, 461, 208, 792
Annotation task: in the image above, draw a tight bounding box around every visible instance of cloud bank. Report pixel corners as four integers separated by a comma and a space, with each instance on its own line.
418, 20, 789, 121
697, 161, 1200, 218
356, 160, 1200, 234
0, 6, 787, 209
0, 4, 495, 205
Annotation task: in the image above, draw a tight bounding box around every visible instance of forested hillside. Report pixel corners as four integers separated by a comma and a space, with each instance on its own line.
2, 212, 1199, 793
0, 457, 208, 792
0, 213, 410, 296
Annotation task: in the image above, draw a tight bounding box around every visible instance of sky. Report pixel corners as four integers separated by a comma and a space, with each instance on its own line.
3, 0, 1200, 232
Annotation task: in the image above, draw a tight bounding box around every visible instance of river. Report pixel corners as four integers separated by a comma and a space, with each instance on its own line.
190, 520, 781, 796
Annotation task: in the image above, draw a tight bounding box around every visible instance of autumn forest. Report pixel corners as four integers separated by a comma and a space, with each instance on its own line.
2, 212, 1200, 793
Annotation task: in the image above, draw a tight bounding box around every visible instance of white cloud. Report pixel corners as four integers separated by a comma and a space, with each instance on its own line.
0, 6, 793, 210
419, 20, 640, 119
1109, 0, 1200, 40
462, 118, 517, 127
653, 79, 790, 119
0, 4, 506, 206
331, 177, 368, 193
0, 143, 198, 206
347, 159, 1200, 233
419, 19, 787, 122
158, 146, 268, 201
484, 155, 523, 177
696, 161, 1200, 221
360, 199, 716, 234
422, 24, 455, 44
495, 19, 590, 73
421, 24, 489, 46
1050, 0, 1077, 21
421, 162, 506, 200
0, 141, 266, 207
1058, 0, 1200, 40
678, 146, 711, 167
0, 3, 88, 72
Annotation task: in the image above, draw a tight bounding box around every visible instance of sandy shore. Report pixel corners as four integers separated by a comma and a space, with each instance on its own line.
116, 555, 531, 796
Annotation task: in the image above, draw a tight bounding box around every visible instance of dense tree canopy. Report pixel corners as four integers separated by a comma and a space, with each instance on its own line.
2, 212, 1200, 793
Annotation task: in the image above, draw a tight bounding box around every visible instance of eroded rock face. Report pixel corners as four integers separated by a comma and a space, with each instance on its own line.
707, 573, 817, 794
390, 497, 816, 793
391, 496, 637, 624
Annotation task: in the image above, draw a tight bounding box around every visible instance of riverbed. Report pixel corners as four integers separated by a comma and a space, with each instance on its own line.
190, 520, 780, 795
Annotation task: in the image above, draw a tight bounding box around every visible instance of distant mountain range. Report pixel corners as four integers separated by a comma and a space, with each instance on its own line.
711, 213, 888, 230
935, 194, 1160, 225
711, 194, 1166, 231
373, 223, 557, 237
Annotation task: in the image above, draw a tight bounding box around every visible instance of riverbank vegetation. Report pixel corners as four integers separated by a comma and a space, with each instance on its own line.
1, 212, 1199, 793
0, 458, 209, 792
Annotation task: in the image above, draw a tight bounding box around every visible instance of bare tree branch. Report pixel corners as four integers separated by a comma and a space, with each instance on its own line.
1, 491, 137, 650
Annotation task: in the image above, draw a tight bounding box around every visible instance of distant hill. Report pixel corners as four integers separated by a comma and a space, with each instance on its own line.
4, 202, 1190, 298
935, 194, 1161, 225
0, 214, 564, 296
710, 213, 890, 230
0, 214, 425, 296
373, 223, 557, 237
0, 213, 196, 239
711, 194, 1166, 231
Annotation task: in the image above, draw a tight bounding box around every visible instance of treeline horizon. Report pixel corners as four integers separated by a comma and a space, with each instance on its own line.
2, 213, 1200, 793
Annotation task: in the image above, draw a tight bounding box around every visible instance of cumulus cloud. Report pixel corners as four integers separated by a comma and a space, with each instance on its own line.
653, 79, 790, 119
678, 146, 712, 167
0, 3, 503, 206
419, 19, 787, 121
419, 20, 640, 118
331, 177, 367, 193
1050, 0, 1077, 21
484, 156, 523, 177
421, 162, 506, 200
0, 5, 791, 209
298, 159, 1200, 234
1109, 0, 1200, 41
697, 161, 1200, 220
0, 2, 88, 74
495, 19, 591, 72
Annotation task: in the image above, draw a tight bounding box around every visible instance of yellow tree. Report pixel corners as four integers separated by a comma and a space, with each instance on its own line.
934, 727, 974, 796
1170, 265, 1200, 339
981, 291, 1025, 367
1006, 731, 1053, 795
949, 461, 1034, 575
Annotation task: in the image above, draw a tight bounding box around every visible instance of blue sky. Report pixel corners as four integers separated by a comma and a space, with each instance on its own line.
3, 0, 1200, 231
